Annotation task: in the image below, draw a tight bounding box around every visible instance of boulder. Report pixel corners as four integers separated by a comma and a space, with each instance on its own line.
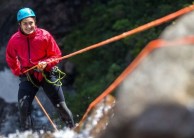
99, 11, 194, 138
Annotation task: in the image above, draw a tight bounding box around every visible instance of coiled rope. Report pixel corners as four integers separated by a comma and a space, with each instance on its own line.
42, 66, 66, 87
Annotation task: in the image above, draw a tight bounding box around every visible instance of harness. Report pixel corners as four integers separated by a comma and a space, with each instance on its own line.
26, 66, 66, 88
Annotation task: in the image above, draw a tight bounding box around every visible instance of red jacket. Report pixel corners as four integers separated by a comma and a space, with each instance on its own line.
6, 28, 61, 81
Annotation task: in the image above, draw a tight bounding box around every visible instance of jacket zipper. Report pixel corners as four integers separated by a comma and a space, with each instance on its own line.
27, 37, 31, 64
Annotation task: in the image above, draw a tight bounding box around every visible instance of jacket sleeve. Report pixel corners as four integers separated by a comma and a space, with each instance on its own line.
43, 33, 62, 71
6, 39, 21, 76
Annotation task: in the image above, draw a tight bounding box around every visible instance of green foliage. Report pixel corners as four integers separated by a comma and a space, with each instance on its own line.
113, 19, 131, 31
61, 0, 194, 123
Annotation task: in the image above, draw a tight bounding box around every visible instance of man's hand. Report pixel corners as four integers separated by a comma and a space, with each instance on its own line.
37, 61, 47, 71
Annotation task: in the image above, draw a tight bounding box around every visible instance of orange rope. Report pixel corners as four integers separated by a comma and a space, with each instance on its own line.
23, 4, 194, 74
79, 36, 194, 123
35, 96, 58, 131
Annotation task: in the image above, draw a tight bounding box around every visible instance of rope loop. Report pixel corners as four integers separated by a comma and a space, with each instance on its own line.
42, 66, 66, 86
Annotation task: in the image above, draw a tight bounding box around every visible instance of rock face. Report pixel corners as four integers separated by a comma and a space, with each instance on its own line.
98, 11, 194, 138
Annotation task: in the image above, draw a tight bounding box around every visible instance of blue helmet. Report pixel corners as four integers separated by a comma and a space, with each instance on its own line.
17, 8, 36, 22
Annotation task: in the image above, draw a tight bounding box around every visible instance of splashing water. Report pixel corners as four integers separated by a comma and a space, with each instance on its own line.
0, 68, 18, 102
7, 129, 80, 138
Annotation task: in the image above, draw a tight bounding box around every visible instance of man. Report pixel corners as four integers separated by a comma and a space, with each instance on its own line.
6, 7, 74, 131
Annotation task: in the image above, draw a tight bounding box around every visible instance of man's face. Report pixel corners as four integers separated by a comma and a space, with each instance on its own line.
20, 17, 36, 35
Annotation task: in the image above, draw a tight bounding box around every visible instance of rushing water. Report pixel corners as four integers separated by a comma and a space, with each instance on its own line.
7, 129, 82, 138
0, 68, 18, 103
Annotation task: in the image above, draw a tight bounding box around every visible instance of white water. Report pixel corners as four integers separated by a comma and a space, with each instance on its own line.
0, 68, 19, 103
7, 129, 80, 138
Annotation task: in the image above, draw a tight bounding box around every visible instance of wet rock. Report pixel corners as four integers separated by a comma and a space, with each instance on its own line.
75, 94, 115, 138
